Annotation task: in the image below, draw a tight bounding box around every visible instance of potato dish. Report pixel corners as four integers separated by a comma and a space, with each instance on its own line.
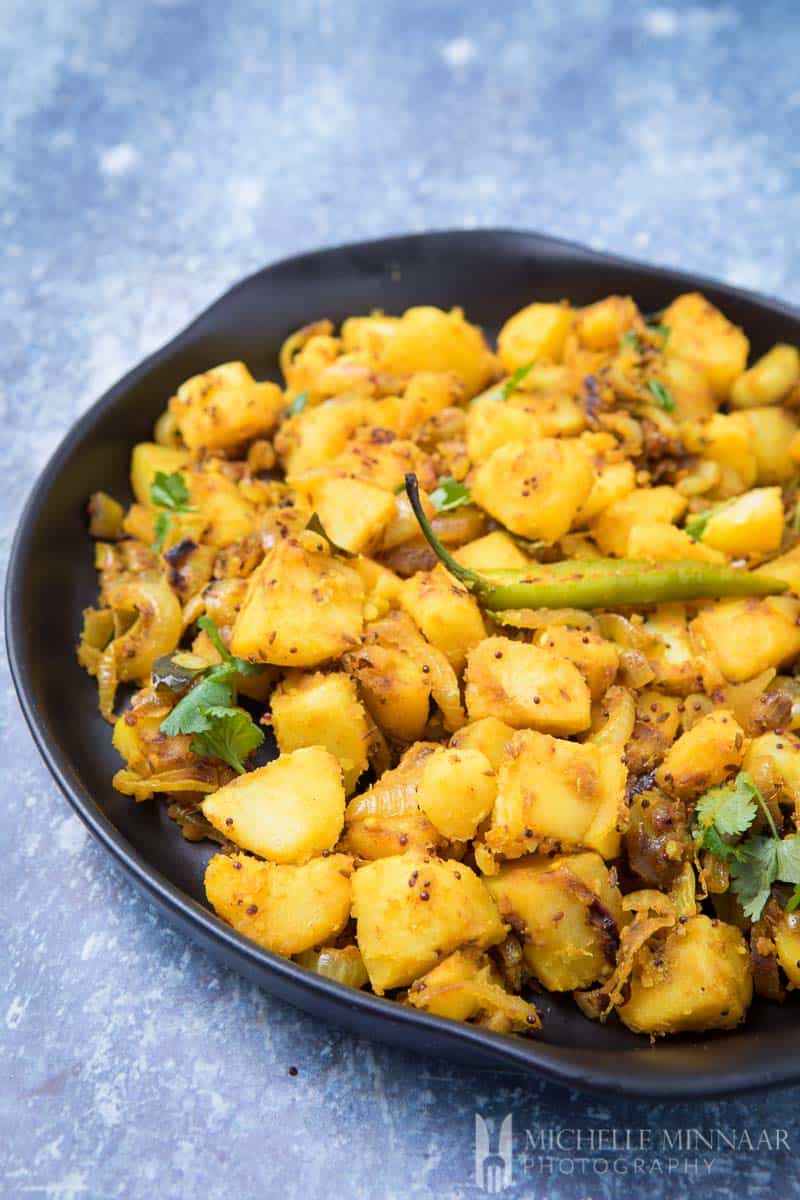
78, 292, 800, 1039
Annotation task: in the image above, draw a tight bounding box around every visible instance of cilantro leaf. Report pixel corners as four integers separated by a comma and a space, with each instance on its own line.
160, 666, 237, 737
787, 885, 800, 912
196, 615, 264, 676
649, 323, 671, 345
776, 836, 800, 885
730, 836, 778, 922
150, 471, 194, 512
645, 378, 675, 413
500, 360, 536, 399
429, 477, 473, 513
685, 498, 734, 542
152, 510, 172, 554
287, 391, 308, 416
621, 331, 641, 351
694, 771, 760, 842
190, 707, 264, 775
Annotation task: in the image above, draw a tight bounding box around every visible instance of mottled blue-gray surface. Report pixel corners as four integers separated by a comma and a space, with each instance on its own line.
3, 1, 800, 1197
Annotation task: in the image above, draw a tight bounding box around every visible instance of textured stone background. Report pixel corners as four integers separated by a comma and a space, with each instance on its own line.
3, 1, 800, 1197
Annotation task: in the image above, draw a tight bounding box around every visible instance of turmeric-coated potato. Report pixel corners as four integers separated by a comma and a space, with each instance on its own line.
731, 344, 800, 409
471, 438, 594, 543
399, 564, 485, 673
618, 915, 752, 1035
695, 487, 784, 558
374, 306, 496, 399
465, 636, 591, 734
449, 717, 516, 771
591, 487, 687, 557
497, 302, 572, 371
485, 852, 624, 991
731, 407, 800, 484
169, 362, 285, 453
691, 596, 800, 683
416, 746, 496, 841
205, 851, 353, 956
344, 743, 445, 861
486, 730, 626, 860
454, 531, 531, 573
663, 292, 749, 400
270, 672, 370, 794
407, 948, 540, 1031
130, 442, 191, 506
534, 627, 619, 701
289, 474, 396, 554
202, 747, 345, 863
352, 853, 506, 993
655, 710, 746, 799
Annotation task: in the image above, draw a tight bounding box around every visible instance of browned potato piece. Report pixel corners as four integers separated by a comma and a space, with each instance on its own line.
290, 475, 396, 554
484, 852, 624, 991
743, 733, 800, 812
205, 852, 353, 956
416, 747, 496, 841
465, 636, 591, 735
169, 362, 285, 453
449, 717, 516, 771
732, 407, 800, 484
591, 487, 687, 557
374, 306, 496, 398
270, 672, 370, 795
730, 344, 800, 409
202, 747, 345, 863
486, 730, 626, 860
230, 535, 364, 667
497, 302, 572, 371
663, 292, 749, 400
691, 597, 800, 683
655, 710, 746, 799
618, 916, 752, 1035
275, 397, 371, 476
624, 690, 684, 776
471, 437, 594, 543
399, 564, 485, 673
344, 743, 445, 861
534, 626, 619, 700
352, 853, 507, 993
454, 531, 531, 572
407, 948, 540, 1031
345, 641, 431, 743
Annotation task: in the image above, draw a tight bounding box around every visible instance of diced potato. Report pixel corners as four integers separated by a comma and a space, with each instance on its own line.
323, 429, 431, 493
344, 742, 445, 860
345, 641, 431, 743
202, 747, 345, 863
407, 948, 540, 1031
731, 344, 800, 409
591, 487, 687, 557
465, 636, 591, 735
374, 306, 496, 399
465, 397, 540, 463
352, 557, 404, 621
662, 355, 716, 422
471, 438, 594, 542
698, 488, 784, 557
772, 908, 800, 988
683, 413, 757, 494
663, 292, 749, 400
497, 302, 572, 371
416, 747, 496, 840
655, 710, 746, 799
731, 407, 800, 484
275, 397, 370, 476
618, 915, 752, 1035
205, 851, 353, 956
168, 362, 284, 453
449, 717, 516, 771
755, 545, 800, 595
643, 603, 701, 695
570, 295, 640, 352
624, 690, 684, 775
627, 522, 725, 564
399, 564, 486, 673
454, 531, 531, 572
340, 313, 401, 355
691, 596, 800, 683
509, 390, 585, 436
534, 626, 618, 700
187, 468, 257, 547
574, 459, 637, 525
743, 733, 800, 811
486, 730, 626, 860
130, 442, 191, 506
230, 535, 364, 667
270, 672, 370, 794
484, 852, 624, 991
290, 474, 396, 554
352, 853, 507, 993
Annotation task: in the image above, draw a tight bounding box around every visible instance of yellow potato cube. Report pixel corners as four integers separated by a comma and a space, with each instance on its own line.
375, 306, 496, 399
465, 397, 541, 463
416, 747, 496, 840
202, 747, 345, 863
471, 438, 594, 542
449, 717, 516, 771
344, 642, 431, 744
743, 733, 800, 812
130, 442, 191, 506
497, 302, 572, 371
486, 730, 626, 859
454, 531, 531, 573
352, 853, 506, 993
484, 852, 624, 991
591, 487, 687, 557
698, 487, 784, 557
691, 596, 800, 682
627, 522, 725, 564
344, 743, 445, 861
465, 636, 591, 734
655, 709, 746, 799
407, 948, 540, 1031
230, 536, 364, 667
205, 851, 353, 956
399, 564, 486, 673
732, 407, 800, 484
683, 412, 757, 493
663, 292, 749, 400
731, 344, 800, 409
619, 915, 752, 1035
534, 626, 619, 700
270, 672, 370, 794
187, 468, 256, 547
290, 474, 396, 554
574, 459, 637, 525
275, 397, 370, 476
169, 362, 285, 453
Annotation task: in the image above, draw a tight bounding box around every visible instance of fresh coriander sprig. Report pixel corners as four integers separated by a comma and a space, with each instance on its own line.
645, 378, 675, 413
157, 617, 264, 774
428, 476, 473, 513
150, 470, 197, 553
470, 360, 536, 405
692, 771, 759, 863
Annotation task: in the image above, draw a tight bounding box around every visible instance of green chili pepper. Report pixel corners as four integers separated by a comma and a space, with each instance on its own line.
403, 473, 789, 611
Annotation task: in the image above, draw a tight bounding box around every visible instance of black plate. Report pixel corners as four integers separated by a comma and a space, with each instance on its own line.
8, 230, 800, 1097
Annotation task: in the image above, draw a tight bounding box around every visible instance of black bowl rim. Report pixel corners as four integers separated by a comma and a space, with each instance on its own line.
7, 228, 800, 1099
